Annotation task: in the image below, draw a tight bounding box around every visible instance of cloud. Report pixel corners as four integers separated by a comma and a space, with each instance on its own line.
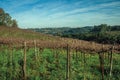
47, 1, 120, 18
1, 0, 120, 28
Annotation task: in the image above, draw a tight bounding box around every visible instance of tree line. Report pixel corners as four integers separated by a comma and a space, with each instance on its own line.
27, 24, 120, 44
61, 24, 120, 44
0, 8, 18, 27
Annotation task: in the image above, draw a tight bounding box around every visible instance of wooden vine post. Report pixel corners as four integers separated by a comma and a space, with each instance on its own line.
83, 52, 86, 80
108, 52, 110, 65
98, 51, 104, 80
76, 49, 78, 63
23, 42, 27, 80
9, 45, 13, 80
34, 40, 37, 61
109, 45, 114, 80
34, 40, 37, 52
66, 44, 70, 80
11, 47, 14, 80
55, 50, 59, 69
6, 45, 12, 80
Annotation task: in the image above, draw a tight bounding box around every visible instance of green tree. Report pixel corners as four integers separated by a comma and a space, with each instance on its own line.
92, 24, 110, 33
0, 8, 18, 27
0, 8, 5, 25
12, 19, 18, 27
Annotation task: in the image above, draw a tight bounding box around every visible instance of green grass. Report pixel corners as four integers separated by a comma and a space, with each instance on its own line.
0, 26, 59, 41
0, 46, 120, 80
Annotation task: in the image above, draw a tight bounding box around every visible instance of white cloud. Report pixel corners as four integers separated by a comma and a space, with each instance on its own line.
47, 1, 120, 18
2, 0, 119, 28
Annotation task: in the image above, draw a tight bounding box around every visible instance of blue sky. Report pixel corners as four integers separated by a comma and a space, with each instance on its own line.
0, 0, 120, 28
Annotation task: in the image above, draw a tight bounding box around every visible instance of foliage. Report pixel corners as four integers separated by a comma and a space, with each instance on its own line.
0, 47, 120, 80
27, 26, 93, 36
27, 24, 120, 44
0, 8, 18, 27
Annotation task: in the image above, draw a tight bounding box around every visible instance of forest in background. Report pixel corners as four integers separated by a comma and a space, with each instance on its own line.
28, 24, 120, 44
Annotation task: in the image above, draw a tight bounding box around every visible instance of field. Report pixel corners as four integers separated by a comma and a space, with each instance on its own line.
0, 26, 120, 80
0, 45, 120, 80
1, 1, 120, 80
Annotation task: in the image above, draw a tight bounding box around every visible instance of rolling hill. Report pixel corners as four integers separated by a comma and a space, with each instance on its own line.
28, 25, 120, 44
0, 26, 119, 53
0, 26, 60, 41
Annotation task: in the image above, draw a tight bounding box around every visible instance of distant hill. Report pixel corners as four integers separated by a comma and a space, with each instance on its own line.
1, 25, 120, 53
28, 27, 71, 35
27, 26, 93, 36
28, 24, 120, 44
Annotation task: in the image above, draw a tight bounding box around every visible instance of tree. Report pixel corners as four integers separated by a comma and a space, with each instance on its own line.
0, 8, 18, 27
4, 13, 12, 26
92, 24, 110, 33
0, 8, 5, 25
12, 19, 18, 27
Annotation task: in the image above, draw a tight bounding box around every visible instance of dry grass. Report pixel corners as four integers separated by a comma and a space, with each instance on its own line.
0, 26, 120, 53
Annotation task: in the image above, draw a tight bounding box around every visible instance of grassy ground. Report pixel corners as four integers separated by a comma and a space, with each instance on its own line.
0, 46, 120, 80
0, 26, 59, 41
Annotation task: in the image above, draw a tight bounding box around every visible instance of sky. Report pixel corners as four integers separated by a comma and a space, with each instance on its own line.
0, 0, 120, 28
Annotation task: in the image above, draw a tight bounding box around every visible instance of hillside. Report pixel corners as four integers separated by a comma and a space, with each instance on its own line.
27, 26, 93, 35
28, 24, 120, 44
0, 26, 120, 53
0, 26, 60, 41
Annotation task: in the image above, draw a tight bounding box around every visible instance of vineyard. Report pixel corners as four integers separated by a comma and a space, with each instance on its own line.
0, 1, 120, 79
0, 39, 120, 80
0, 26, 120, 80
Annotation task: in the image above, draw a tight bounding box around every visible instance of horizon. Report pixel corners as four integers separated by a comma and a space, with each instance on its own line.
0, 0, 120, 28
